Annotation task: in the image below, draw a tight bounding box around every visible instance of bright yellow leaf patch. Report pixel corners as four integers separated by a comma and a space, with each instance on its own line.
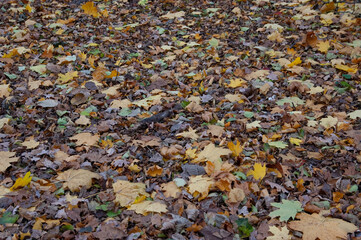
10, 171, 32, 191
247, 163, 266, 181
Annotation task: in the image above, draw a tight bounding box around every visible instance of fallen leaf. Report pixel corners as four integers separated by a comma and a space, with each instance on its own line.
69, 132, 99, 146
57, 71, 78, 84
188, 175, 215, 201
176, 127, 199, 140
288, 57, 302, 68
57, 169, 100, 192
128, 200, 168, 215
317, 40, 330, 53
0, 84, 11, 98
21, 137, 39, 149
267, 226, 291, 240
81, 1, 100, 18
113, 180, 149, 207
320, 116, 338, 129
269, 199, 303, 222
10, 171, 32, 191
161, 181, 181, 198
348, 110, 361, 119
288, 213, 358, 240
194, 143, 232, 164
0, 151, 19, 173
247, 163, 266, 180
228, 139, 243, 157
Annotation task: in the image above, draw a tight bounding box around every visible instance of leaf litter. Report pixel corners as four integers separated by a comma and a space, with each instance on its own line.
0, 0, 360, 239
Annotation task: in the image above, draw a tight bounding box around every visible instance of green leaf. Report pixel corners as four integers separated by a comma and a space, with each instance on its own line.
4, 73, 18, 79
209, 38, 219, 48
118, 108, 132, 117
244, 111, 254, 118
234, 171, 247, 180
348, 185, 358, 193
276, 97, 305, 107
107, 209, 122, 217
235, 218, 254, 238
269, 199, 303, 222
81, 106, 97, 116
30, 65, 47, 74
268, 141, 288, 149
0, 212, 19, 225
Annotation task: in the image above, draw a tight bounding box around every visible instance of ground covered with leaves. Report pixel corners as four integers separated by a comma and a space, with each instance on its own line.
0, 0, 360, 239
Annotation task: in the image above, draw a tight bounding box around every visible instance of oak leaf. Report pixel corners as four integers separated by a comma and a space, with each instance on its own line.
288, 213, 358, 240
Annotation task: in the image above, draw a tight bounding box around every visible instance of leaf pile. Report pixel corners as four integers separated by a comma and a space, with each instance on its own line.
0, 0, 360, 239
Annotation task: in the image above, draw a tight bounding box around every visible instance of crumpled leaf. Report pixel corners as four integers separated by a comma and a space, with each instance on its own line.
188, 175, 215, 201
269, 199, 303, 222
10, 171, 32, 191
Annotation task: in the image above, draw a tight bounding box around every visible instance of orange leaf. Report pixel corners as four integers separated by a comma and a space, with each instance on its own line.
81, 2, 100, 18
227, 139, 243, 157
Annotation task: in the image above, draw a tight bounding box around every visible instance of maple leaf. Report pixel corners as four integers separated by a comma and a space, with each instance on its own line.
10, 171, 32, 191
128, 201, 168, 215
228, 139, 243, 157
56, 169, 100, 192
188, 175, 215, 201
57, 71, 78, 84
335, 64, 358, 74
81, 1, 100, 18
161, 181, 181, 198
348, 110, 361, 119
21, 137, 39, 149
247, 163, 266, 180
176, 127, 199, 140
0, 84, 11, 98
320, 116, 338, 129
317, 40, 330, 53
269, 199, 303, 222
288, 57, 302, 68
113, 180, 149, 207
194, 143, 231, 163
0, 151, 19, 173
69, 132, 99, 146
267, 226, 291, 240
289, 137, 303, 146
288, 213, 358, 240
268, 141, 288, 149
227, 78, 247, 88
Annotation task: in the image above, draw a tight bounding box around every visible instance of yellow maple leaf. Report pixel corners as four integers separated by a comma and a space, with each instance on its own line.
247, 163, 266, 181
2, 49, 20, 58
25, 4, 33, 13
288, 57, 302, 68
227, 139, 243, 157
290, 137, 303, 146
10, 171, 32, 191
335, 64, 358, 74
317, 40, 330, 53
227, 78, 247, 88
81, 1, 100, 18
57, 71, 78, 84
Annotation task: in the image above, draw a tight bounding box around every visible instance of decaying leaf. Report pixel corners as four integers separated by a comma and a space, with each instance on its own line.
188, 175, 215, 201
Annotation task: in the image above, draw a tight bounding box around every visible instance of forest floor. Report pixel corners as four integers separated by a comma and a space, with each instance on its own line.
0, 0, 361, 239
